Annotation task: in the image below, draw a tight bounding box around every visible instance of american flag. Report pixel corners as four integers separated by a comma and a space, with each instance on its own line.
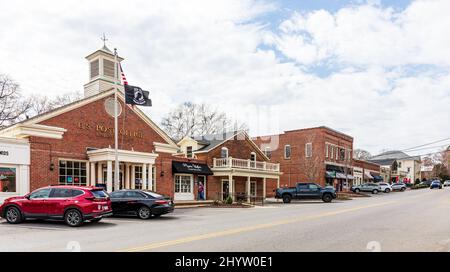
119, 63, 128, 85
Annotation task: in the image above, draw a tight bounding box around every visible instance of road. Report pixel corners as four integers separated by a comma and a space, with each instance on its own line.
1, 187, 449, 252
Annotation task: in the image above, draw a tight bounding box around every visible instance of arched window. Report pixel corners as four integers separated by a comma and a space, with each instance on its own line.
220, 147, 229, 158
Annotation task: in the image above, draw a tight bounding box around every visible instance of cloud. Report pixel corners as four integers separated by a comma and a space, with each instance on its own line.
271, 0, 450, 67
0, 0, 449, 155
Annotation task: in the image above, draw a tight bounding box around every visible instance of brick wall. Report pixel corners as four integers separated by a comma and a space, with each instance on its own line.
29, 94, 174, 192
254, 126, 353, 187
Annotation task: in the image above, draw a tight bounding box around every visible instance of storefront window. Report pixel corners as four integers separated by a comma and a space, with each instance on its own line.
175, 175, 192, 193
151, 165, 156, 190
59, 160, 87, 186
0, 167, 16, 193
250, 182, 256, 197
135, 166, 143, 189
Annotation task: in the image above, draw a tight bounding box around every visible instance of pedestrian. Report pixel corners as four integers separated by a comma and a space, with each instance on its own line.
198, 181, 205, 200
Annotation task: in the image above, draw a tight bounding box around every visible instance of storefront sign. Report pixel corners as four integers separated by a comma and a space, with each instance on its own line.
77, 122, 144, 139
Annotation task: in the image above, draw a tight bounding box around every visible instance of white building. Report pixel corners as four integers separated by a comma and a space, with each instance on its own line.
0, 137, 30, 203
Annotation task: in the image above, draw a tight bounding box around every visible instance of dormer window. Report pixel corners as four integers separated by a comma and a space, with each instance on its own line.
90, 59, 99, 78
186, 146, 193, 158
221, 147, 228, 158
250, 152, 256, 161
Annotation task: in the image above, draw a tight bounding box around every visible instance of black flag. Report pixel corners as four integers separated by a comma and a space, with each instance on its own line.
125, 85, 152, 106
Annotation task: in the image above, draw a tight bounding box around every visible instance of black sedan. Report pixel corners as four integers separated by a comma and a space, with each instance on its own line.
109, 190, 174, 219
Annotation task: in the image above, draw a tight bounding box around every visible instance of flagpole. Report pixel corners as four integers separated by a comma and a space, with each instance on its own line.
113, 48, 119, 192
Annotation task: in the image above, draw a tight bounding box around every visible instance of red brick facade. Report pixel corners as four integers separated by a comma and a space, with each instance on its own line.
254, 126, 353, 189
28, 94, 179, 196
195, 134, 278, 199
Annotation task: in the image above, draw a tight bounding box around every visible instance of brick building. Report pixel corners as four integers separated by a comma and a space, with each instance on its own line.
177, 131, 281, 202
352, 159, 382, 185
253, 126, 354, 191
0, 45, 281, 203
0, 45, 215, 202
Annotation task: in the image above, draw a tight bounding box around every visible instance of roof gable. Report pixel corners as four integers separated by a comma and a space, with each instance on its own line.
0, 90, 177, 148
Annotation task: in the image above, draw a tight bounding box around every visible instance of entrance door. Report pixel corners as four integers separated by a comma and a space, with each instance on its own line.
103, 167, 124, 191
222, 180, 230, 201
174, 174, 194, 201
198, 175, 206, 200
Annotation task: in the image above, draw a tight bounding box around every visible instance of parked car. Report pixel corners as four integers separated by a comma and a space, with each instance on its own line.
109, 190, 174, 219
351, 183, 381, 194
391, 182, 407, 191
0, 186, 112, 227
430, 180, 442, 189
420, 180, 433, 186
378, 182, 392, 193
444, 180, 450, 187
275, 182, 336, 203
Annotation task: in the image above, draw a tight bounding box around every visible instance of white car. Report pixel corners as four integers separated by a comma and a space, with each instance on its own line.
444, 180, 450, 187
378, 182, 392, 193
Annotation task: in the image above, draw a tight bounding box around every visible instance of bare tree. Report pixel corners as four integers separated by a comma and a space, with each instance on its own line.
298, 134, 322, 183
353, 149, 372, 160
161, 102, 247, 140
28, 91, 82, 116
0, 74, 31, 128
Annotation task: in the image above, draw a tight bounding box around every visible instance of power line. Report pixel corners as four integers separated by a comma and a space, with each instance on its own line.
401, 137, 450, 152
404, 143, 450, 153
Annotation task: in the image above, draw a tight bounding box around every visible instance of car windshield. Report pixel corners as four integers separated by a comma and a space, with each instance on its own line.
143, 191, 164, 199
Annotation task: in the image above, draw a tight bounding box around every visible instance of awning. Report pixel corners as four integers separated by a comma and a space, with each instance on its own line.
364, 172, 374, 179
326, 171, 353, 179
336, 172, 347, 179
370, 172, 383, 181
172, 161, 213, 175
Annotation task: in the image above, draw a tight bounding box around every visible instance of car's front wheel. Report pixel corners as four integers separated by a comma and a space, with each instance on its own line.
372, 189, 379, 194
401, 187, 406, 191
138, 206, 151, 220
354, 188, 360, 193
5, 206, 23, 224
322, 194, 333, 203
65, 209, 83, 227
282, 195, 292, 204
384, 188, 390, 193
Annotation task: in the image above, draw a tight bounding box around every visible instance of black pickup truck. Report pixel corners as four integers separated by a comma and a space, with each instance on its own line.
275, 182, 337, 203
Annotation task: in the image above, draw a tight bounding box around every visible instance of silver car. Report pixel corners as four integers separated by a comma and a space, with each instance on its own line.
391, 182, 407, 191
443, 180, 450, 187
351, 183, 381, 194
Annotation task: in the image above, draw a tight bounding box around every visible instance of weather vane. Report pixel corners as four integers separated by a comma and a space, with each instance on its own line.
101, 33, 108, 47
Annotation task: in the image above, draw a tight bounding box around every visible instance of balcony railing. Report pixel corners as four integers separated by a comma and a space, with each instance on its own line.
213, 157, 280, 173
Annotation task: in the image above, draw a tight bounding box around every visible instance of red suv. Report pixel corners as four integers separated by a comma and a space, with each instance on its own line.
0, 186, 112, 227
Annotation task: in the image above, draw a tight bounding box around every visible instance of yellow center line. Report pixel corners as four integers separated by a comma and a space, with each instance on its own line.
118, 200, 396, 252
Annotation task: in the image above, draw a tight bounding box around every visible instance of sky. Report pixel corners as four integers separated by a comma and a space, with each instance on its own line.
0, 0, 449, 156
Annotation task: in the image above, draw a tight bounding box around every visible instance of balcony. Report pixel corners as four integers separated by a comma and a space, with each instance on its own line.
212, 157, 280, 173
391, 170, 408, 176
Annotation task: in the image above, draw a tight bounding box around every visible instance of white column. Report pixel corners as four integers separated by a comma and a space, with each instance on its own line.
90, 162, 96, 186
131, 165, 136, 189
142, 163, 147, 190
263, 178, 267, 198
246, 176, 251, 203
125, 163, 130, 189
106, 160, 113, 192
148, 164, 153, 191
228, 174, 234, 201
97, 163, 103, 184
